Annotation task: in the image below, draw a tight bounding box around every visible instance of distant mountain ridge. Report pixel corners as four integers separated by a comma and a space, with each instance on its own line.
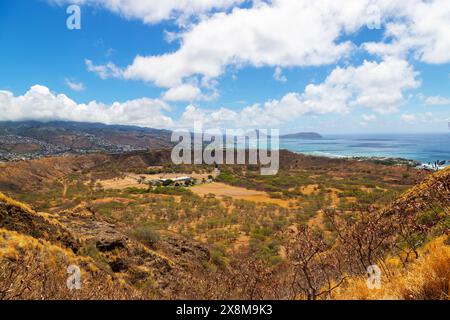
0, 120, 172, 136
0, 120, 174, 160
0, 121, 324, 161
280, 132, 322, 139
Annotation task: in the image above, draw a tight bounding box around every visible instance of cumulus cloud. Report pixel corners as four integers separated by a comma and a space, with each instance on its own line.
420, 95, 450, 106
85, 59, 122, 80
49, 0, 243, 24
297, 58, 419, 115
400, 112, 438, 124
84, 1, 449, 95
0, 85, 173, 128
30, 0, 448, 130
92, 0, 373, 89
401, 113, 417, 123
65, 78, 86, 92
162, 84, 203, 102
363, 0, 450, 64
0, 54, 420, 131
176, 58, 419, 128
362, 114, 377, 122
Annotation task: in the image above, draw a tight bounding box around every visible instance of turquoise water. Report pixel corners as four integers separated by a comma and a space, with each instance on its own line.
280, 133, 450, 165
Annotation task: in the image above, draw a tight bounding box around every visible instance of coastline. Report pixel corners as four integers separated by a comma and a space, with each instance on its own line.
281, 133, 450, 170
292, 150, 449, 170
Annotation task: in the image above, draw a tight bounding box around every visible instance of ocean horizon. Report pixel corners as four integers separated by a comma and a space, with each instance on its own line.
280, 132, 450, 165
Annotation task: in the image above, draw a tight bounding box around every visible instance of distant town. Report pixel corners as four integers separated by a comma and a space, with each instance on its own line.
0, 121, 171, 162
0, 134, 148, 162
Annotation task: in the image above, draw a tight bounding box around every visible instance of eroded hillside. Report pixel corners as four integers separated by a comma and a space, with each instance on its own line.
0, 151, 448, 300
0, 192, 210, 299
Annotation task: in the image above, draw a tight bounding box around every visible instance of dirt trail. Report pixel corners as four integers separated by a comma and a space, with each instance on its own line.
62, 181, 68, 198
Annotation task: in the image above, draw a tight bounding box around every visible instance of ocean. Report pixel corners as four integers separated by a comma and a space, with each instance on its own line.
280, 133, 450, 165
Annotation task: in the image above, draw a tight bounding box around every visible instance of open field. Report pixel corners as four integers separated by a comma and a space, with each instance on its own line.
191, 182, 293, 208
97, 172, 215, 190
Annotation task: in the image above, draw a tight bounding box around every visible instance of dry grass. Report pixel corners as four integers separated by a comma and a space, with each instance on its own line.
299, 184, 319, 195
0, 228, 141, 300
0, 192, 35, 213
333, 236, 450, 300
308, 210, 326, 230
328, 188, 341, 207
97, 172, 213, 190
191, 182, 292, 207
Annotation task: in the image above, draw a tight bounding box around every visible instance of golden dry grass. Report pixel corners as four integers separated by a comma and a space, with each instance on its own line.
299, 184, 319, 195
333, 236, 450, 300
0, 192, 69, 230
0, 228, 142, 300
191, 182, 292, 207
0, 228, 81, 265
0, 192, 35, 213
97, 172, 213, 190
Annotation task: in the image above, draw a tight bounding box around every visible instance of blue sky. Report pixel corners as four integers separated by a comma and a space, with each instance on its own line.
0, 0, 449, 134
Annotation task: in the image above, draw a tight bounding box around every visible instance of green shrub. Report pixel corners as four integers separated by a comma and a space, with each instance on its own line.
79, 240, 110, 270
131, 225, 160, 247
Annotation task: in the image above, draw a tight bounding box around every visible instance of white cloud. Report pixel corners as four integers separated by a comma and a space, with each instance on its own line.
0, 56, 423, 131
300, 58, 419, 115
177, 104, 239, 128
422, 95, 450, 106
273, 67, 287, 83
162, 84, 202, 102
97, 0, 375, 88
362, 114, 377, 122
423, 112, 434, 121
363, 0, 450, 64
360, 114, 377, 126
176, 58, 419, 128
65, 78, 86, 92
85, 59, 122, 79
34, 0, 449, 130
50, 0, 243, 24
0, 85, 173, 128
175, 86, 349, 129
400, 112, 438, 124
80, 0, 449, 104
401, 113, 416, 123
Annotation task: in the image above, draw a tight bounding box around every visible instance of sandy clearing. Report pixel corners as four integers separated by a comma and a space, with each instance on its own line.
191, 182, 292, 207
300, 184, 319, 195
97, 172, 214, 190
308, 210, 325, 229
96, 177, 143, 190
232, 233, 250, 251
92, 197, 134, 205
327, 188, 341, 207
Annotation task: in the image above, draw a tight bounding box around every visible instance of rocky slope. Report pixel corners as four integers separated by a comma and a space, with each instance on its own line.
0, 192, 210, 299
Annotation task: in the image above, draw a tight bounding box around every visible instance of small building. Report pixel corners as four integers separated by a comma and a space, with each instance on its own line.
173, 176, 194, 182
156, 176, 194, 186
